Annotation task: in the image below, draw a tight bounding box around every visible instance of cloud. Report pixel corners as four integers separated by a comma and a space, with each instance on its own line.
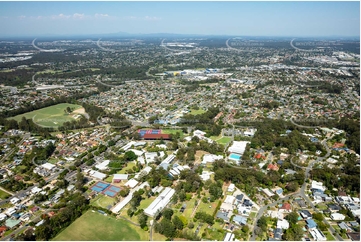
73, 13, 85, 20
95, 13, 109, 18
123, 16, 162, 21
18, 15, 26, 20
144, 16, 162, 21
51, 13, 71, 20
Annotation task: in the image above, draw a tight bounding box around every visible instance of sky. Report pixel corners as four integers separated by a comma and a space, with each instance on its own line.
0, 1, 359, 37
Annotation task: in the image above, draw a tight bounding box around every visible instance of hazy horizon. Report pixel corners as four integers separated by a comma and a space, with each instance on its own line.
0, 1, 360, 38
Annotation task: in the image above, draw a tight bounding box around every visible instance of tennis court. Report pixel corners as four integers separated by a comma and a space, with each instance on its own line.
90, 181, 110, 193
102, 185, 121, 197
138, 129, 162, 137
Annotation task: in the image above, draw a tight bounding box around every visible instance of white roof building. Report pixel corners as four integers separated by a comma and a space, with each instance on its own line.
202, 154, 223, 165
10, 197, 20, 205
145, 152, 158, 163
0, 213, 7, 221
200, 171, 213, 181
88, 170, 107, 180
125, 178, 139, 188
263, 188, 275, 197
220, 202, 233, 212
121, 141, 136, 151
330, 213, 346, 221
113, 174, 129, 181
223, 232, 235, 241
162, 154, 175, 164
228, 141, 250, 155
309, 228, 327, 241
228, 184, 235, 193
41, 162, 56, 171
129, 149, 144, 157
111, 194, 133, 213
95, 160, 110, 171
193, 130, 206, 137
311, 180, 326, 192
224, 195, 236, 205
144, 187, 175, 217
31, 186, 42, 194
277, 219, 289, 230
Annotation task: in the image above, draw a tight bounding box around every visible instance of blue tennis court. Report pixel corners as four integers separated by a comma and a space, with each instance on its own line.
95, 182, 109, 189
108, 186, 121, 192
91, 186, 104, 192
138, 129, 162, 137
103, 190, 116, 197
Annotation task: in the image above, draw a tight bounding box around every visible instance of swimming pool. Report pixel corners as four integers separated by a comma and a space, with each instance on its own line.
229, 153, 241, 161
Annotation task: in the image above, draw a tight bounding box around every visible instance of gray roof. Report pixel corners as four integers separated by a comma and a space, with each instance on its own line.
216, 211, 229, 221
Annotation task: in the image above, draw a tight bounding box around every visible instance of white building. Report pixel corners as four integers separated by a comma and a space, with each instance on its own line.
112, 174, 129, 183
144, 187, 175, 217
228, 183, 235, 193
125, 178, 139, 188
309, 228, 327, 241
223, 232, 235, 241
330, 213, 346, 220
228, 141, 250, 155
277, 219, 289, 230
311, 180, 326, 192
202, 154, 223, 165
120, 141, 136, 151
145, 152, 158, 164
41, 162, 56, 171
95, 160, 110, 171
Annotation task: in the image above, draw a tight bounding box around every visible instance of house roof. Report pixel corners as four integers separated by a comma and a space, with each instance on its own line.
347, 232, 360, 241
306, 219, 317, 228
216, 211, 229, 221
233, 215, 247, 225
280, 203, 291, 210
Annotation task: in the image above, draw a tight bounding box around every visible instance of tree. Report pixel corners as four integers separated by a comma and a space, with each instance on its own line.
257, 216, 267, 232
172, 215, 184, 230
138, 212, 148, 229
75, 168, 85, 191
124, 151, 137, 161
163, 208, 174, 220
285, 211, 299, 225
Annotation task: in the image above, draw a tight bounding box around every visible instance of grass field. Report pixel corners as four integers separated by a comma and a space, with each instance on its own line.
90, 194, 116, 210
0, 190, 11, 199
190, 109, 206, 115
216, 137, 232, 145
10, 103, 83, 128
162, 129, 184, 138
53, 210, 148, 241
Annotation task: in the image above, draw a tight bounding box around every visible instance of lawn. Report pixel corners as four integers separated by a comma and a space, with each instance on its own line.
0, 190, 11, 199
138, 197, 156, 210
90, 194, 116, 210
323, 231, 336, 241
216, 137, 232, 146
162, 129, 184, 138
10, 103, 83, 128
190, 109, 206, 115
53, 209, 148, 241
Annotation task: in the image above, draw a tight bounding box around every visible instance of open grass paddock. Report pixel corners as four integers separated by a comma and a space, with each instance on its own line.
53, 209, 147, 241
10, 103, 83, 128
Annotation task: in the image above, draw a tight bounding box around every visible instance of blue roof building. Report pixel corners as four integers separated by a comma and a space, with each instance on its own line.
306, 219, 317, 229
